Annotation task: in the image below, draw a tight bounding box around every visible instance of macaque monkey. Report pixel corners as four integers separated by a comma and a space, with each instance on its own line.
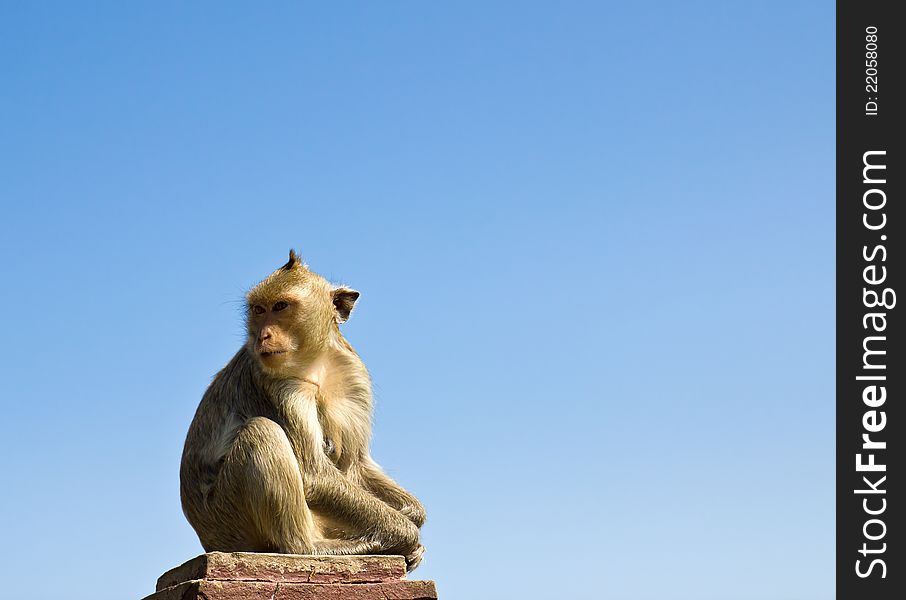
180, 250, 426, 570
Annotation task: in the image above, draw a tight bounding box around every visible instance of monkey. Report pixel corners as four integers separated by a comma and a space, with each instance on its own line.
180, 250, 426, 571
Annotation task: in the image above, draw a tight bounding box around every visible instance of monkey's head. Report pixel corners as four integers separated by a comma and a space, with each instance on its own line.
245, 249, 360, 375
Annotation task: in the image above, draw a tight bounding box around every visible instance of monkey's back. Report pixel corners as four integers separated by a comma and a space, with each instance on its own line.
179, 348, 277, 521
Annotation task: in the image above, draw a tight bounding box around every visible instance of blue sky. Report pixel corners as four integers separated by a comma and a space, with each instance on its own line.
0, 3, 833, 599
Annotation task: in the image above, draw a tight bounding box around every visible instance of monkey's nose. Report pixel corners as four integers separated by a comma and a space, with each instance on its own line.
259, 331, 272, 342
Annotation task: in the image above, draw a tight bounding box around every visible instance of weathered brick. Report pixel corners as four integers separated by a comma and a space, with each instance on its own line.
145, 579, 438, 600
156, 553, 407, 590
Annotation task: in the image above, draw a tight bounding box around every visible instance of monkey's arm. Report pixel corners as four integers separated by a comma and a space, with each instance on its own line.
303, 464, 420, 555
274, 385, 419, 556
357, 457, 426, 528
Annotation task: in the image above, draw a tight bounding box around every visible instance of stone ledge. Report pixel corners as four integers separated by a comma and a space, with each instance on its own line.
145, 579, 437, 600
157, 553, 407, 590
145, 553, 437, 600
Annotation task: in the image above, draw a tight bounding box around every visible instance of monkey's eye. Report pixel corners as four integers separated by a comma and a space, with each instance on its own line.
272, 301, 289, 312
251, 305, 266, 315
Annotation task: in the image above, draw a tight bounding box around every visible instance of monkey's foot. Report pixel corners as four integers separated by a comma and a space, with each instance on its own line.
405, 544, 425, 572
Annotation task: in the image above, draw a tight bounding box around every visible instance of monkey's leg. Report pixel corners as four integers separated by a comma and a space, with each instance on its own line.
207, 417, 381, 556
204, 416, 317, 554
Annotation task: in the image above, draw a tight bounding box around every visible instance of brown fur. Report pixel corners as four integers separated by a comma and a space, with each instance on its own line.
180, 250, 426, 570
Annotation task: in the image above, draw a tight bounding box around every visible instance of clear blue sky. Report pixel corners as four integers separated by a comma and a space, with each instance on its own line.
0, 3, 834, 599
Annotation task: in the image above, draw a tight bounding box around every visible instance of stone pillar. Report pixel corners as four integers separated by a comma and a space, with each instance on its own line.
143, 552, 438, 600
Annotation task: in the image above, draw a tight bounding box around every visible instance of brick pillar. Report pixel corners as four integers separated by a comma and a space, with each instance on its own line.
143, 552, 438, 600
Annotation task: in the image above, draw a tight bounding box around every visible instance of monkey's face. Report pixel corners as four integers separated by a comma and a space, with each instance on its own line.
246, 287, 327, 372
245, 253, 360, 375
247, 298, 300, 365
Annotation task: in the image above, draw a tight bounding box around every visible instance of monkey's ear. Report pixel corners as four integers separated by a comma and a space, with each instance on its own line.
332, 287, 360, 323
282, 249, 302, 271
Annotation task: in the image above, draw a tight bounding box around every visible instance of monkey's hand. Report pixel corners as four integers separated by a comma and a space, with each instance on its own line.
372, 514, 420, 557
399, 502, 427, 529
405, 544, 425, 572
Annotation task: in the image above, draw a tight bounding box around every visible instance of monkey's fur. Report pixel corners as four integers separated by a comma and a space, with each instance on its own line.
180, 251, 426, 570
